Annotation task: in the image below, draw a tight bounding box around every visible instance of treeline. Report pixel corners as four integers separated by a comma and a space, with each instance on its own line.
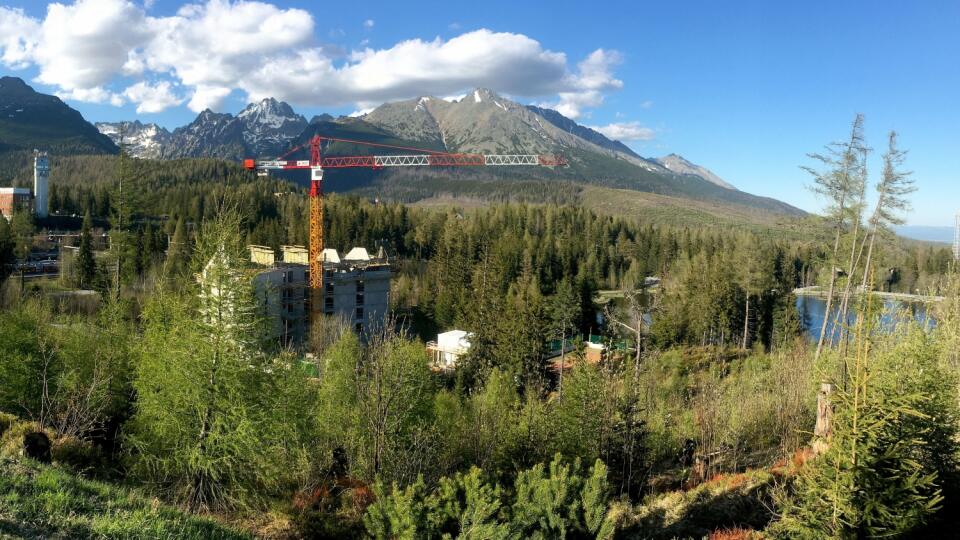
4, 151, 947, 305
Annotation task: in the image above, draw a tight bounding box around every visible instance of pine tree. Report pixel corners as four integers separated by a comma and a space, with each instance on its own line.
76, 210, 96, 289
548, 278, 580, 398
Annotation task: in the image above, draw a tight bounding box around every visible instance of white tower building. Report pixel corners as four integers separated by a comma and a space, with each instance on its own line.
33, 150, 49, 218
954, 212, 960, 261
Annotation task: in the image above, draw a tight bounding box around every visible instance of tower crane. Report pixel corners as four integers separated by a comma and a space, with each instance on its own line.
244, 134, 566, 325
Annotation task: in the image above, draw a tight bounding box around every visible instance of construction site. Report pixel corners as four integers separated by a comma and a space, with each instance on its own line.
243, 135, 565, 346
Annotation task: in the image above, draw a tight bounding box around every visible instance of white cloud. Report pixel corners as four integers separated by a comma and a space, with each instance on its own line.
123, 80, 183, 113
34, 0, 152, 90
588, 121, 655, 142
0, 2, 624, 117
540, 49, 623, 119
363, 19, 374, 29
348, 107, 374, 117
0, 7, 39, 68
188, 85, 232, 112
242, 29, 569, 106
57, 86, 124, 106
640, 100, 654, 109
142, 0, 314, 111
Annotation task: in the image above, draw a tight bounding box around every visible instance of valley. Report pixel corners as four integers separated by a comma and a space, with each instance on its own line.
0, 5, 958, 537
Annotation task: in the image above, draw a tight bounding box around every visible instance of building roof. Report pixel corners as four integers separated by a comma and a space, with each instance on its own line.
344, 247, 370, 261
321, 248, 340, 264
0, 187, 31, 195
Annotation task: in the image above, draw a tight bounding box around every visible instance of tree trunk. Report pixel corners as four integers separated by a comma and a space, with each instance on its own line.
833, 229, 869, 350
558, 330, 565, 399
816, 227, 843, 360
742, 295, 751, 350
861, 232, 878, 291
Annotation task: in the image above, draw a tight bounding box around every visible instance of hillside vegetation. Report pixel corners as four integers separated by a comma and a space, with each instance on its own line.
0, 456, 247, 539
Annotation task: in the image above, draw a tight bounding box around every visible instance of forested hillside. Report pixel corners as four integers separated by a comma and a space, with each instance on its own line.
0, 116, 957, 539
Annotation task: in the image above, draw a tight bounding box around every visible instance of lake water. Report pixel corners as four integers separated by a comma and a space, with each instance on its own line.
795, 295, 935, 342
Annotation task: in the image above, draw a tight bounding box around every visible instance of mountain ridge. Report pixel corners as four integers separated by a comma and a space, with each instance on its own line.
0, 76, 118, 155
0, 78, 802, 217
655, 153, 736, 190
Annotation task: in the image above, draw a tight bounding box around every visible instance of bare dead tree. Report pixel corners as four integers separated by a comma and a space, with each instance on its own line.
604, 287, 655, 382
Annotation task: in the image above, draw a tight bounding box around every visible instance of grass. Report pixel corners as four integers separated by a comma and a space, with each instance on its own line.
613, 467, 788, 539
0, 457, 250, 539
395, 183, 822, 238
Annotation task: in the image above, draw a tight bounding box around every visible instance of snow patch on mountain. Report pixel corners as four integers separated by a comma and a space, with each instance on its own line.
96, 120, 171, 159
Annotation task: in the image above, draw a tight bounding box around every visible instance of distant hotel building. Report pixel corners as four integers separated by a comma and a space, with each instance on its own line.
319, 247, 391, 334
0, 150, 50, 220
0, 187, 32, 218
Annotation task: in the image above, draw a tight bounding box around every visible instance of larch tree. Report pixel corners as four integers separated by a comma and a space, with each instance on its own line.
547, 278, 580, 399
127, 209, 310, 512
164, 215, 191, 278
859, 131, 916, 291
805, 114, 868, 360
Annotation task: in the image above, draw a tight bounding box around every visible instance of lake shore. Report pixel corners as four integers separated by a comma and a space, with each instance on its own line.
793, 286, 943, 303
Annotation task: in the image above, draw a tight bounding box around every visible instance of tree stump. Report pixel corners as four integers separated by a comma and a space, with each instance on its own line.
23, 431, 52, 463
813, 382, 834, 455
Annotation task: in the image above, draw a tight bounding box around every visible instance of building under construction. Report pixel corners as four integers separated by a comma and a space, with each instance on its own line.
248, 244, 391, 346
319, 247, 391, 334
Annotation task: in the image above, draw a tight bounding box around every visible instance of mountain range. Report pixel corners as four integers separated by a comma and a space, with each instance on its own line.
0, 76, 802, 216
96, 98, 307, 161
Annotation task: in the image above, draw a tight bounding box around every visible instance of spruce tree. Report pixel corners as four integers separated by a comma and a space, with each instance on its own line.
0, 216, 14, 281
770, 305, 954, 538
76, 210, 96, 289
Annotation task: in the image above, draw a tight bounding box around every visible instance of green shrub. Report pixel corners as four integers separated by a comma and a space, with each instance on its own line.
51, 435, 108, 476
364, 455, 615, 539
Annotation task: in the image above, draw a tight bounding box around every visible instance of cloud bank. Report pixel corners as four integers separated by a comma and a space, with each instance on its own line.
589, 121, 655, 141
0, 0, 625, 118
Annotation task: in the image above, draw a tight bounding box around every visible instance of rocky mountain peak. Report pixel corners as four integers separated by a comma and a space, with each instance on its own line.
655, 154, 736, 190
470, 88, 500, 103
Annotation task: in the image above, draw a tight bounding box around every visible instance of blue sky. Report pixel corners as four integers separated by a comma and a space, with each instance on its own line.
1, 0, 958, 225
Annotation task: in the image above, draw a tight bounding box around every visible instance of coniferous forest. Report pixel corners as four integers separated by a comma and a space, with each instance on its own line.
2, 118, 960, 539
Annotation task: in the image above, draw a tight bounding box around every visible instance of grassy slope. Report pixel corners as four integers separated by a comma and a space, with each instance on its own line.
612, 466, 787, 539
410, 184, 820, 239
579, 185, 818, 238
0, 457, 249, 539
